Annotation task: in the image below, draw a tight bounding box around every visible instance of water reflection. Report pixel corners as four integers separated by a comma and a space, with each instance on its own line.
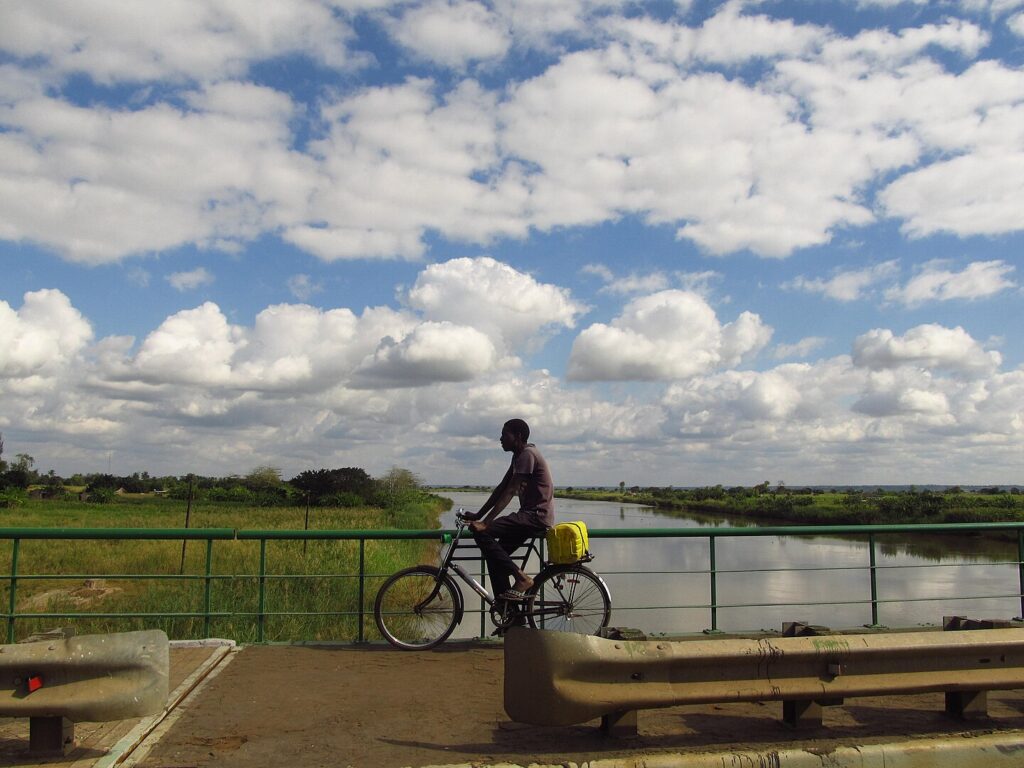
442, 492, 1022, 636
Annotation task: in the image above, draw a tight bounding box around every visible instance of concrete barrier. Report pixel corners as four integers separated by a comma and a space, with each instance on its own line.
0, 629, 169, 754
504, 626, 1024, 735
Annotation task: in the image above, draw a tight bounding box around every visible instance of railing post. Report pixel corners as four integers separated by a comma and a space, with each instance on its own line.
868, 533, 880, 627
203, 538, 214, 639
1018, 530, 1024, 621
7, 538, 19, 644
708, 535, 719, 633
258, 538, 267, 643
357, 538, 366, 643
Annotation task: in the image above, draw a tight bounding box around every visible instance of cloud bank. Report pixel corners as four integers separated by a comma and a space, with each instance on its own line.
1, 3, 1022, 264
1, 1, 1022, 485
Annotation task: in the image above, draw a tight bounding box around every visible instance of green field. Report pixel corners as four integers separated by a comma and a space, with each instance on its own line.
0, 493, 449, 643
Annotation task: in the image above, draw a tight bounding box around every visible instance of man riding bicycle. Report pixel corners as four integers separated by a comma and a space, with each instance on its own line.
462, 419, 554, 602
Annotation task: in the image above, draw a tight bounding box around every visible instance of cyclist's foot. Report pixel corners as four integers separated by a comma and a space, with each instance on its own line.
513, 575, 534, 592
498, 588, 528, 601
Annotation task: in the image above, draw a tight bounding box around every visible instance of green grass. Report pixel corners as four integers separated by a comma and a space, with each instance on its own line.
0, 494, 449, 643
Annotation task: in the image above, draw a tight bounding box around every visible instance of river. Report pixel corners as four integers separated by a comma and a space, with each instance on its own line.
440, 491, 1021, 636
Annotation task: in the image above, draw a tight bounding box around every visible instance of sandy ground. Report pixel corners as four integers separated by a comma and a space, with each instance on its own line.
133, 641, 1024, 768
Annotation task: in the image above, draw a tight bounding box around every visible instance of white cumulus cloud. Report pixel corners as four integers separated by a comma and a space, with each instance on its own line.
406, 256, 586, 350
0, 84, 316, 264
852, 324, 1001, 377
774, 337, 829, 360
353, 321, 497, 387
167, 267, 215, 291
0, 0, 360, 83
786, 261, 900, 302
103, 258, 577, 394
389, 0, 511, 67
286, 274, 324, 301
567, 290, 771, 381
0, 289, 92, 378
885, 259, 1017, 305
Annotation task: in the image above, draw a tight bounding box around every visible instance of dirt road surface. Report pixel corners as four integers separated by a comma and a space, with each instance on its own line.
133, 641, 1024, 768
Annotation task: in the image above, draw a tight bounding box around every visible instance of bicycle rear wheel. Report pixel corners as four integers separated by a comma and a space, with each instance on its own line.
374, 566, 461, 650
526, 565, 611, 635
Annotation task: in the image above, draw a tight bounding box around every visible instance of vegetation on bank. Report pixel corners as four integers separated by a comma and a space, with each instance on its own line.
558, 484, 1024, 526
0, 491, 449, 644
0, 435, 451, 643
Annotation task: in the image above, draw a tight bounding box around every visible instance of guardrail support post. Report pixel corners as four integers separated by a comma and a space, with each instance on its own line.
946, 690, 987, 719
782, 700, 822, 728
29, 716, 74, 756
600, 709, 637, 737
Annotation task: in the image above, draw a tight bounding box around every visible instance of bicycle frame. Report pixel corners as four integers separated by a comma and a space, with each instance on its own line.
435, 516, 543, 611
375, 512, 610, 648
423, 514, 603, 633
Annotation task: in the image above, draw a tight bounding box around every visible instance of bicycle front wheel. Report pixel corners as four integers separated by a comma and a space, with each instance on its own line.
526, 565, 611, 635
374, 566, 461, 650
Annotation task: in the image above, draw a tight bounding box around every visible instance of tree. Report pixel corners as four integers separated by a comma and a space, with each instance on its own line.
376, 467, 422, 509
245, 466, 282, 491
289, 467, 375, 504
0, 443, 32, 490
381, 467, 420, 493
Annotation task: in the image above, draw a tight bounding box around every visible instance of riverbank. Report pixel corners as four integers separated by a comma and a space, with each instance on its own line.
0, 492, 449, 643
556, 486, 1024, 527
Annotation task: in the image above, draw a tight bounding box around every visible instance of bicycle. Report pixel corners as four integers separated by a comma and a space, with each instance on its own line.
374, 511, 612, 650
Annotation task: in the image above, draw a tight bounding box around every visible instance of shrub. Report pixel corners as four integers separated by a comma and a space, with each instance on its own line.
319, 491, 365, 508
86, 487, 116, 504
0, 487, 27, 508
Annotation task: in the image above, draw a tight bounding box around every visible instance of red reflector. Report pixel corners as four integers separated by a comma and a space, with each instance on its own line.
27, 676, 43, 693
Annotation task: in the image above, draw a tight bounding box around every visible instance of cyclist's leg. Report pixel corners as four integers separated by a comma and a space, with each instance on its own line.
473, 513, 545, 596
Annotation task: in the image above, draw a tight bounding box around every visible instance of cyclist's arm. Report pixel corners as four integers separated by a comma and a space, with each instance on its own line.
481, 475, 527, 523
474, 466, 526, 523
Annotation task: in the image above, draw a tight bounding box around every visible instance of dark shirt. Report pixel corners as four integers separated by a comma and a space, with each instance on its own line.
512, 444, 554, 527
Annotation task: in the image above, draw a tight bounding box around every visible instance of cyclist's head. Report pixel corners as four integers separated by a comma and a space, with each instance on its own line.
502, 418, 530, 443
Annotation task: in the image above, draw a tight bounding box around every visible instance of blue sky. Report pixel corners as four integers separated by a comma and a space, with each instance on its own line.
1, 0, 1022, 486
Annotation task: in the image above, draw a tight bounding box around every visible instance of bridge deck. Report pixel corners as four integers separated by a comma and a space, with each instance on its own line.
2, 639, 1024, 767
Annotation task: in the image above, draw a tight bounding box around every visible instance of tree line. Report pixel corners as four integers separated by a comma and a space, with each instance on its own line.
0, 432, 422, 509
563, 483, 1024, 525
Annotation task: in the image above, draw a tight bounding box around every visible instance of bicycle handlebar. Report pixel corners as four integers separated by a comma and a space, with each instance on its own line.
454, 508, 477, 523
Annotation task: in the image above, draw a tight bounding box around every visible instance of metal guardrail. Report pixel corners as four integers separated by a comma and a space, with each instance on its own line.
0, 629, 169, 754
503, 625, 1024, 732
0, 522, 1022, 643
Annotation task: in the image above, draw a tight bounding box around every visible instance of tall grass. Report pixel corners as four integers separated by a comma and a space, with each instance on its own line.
0, 494, 449, 643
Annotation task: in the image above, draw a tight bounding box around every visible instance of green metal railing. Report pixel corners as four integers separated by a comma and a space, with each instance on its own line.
1, 521, 1022, 643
